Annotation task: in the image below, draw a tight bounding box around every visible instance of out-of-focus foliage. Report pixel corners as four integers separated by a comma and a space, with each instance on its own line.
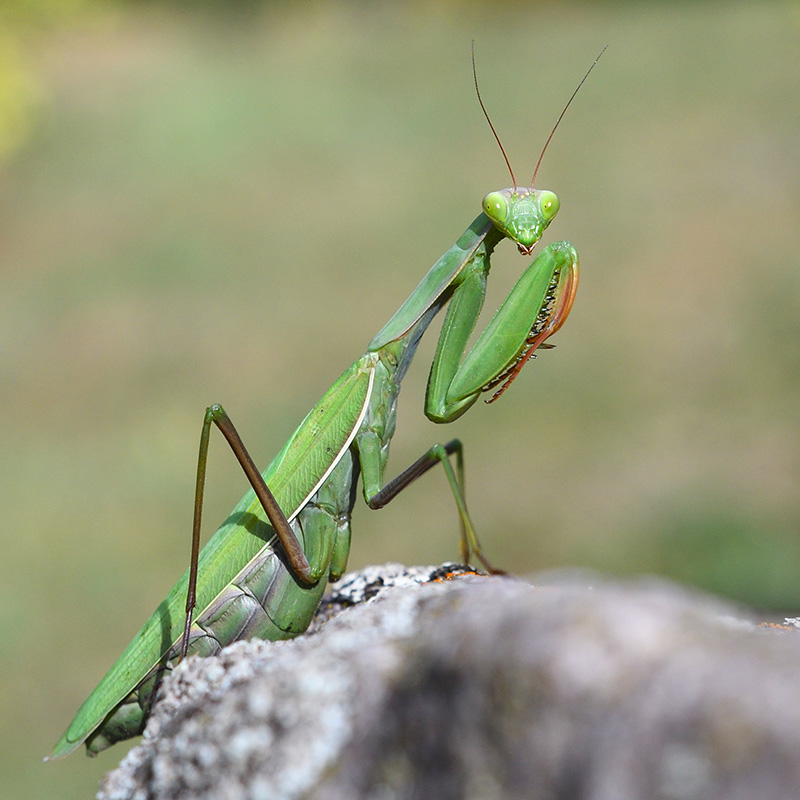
0, 0, 109, 160
0, 26, 40, 160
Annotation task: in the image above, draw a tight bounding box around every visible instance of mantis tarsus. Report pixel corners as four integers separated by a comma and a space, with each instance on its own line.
49, 47, 603, 759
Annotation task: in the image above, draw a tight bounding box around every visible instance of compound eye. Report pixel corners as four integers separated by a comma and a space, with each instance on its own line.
482, 191, 508, 226
539, 191, 560, 221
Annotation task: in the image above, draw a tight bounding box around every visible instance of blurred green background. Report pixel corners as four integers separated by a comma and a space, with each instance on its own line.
1, 0, 798, 796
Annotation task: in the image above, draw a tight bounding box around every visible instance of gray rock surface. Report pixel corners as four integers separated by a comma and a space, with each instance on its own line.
97, 564, 800, 800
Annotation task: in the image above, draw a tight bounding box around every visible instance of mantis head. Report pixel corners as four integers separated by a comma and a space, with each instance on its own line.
482, 187, 560, 256
472, 42, 605, 256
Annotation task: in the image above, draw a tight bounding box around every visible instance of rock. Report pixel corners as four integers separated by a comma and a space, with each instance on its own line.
97, 564, 800, 800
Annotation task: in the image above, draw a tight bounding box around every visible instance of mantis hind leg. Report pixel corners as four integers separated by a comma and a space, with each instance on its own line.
363, 437, 502, 574
181, 403, 318, 660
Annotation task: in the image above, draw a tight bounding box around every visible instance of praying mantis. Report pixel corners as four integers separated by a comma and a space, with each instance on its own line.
49, 47, 603, 759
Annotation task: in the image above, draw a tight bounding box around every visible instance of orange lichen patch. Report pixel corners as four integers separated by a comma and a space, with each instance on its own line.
758, 622, 799, 632
430, 567, 484, 583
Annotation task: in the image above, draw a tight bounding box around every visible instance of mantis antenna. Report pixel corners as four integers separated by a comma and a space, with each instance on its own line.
530, 45, 608, 189
471, 41, 608, 190
471, 41, 517, 189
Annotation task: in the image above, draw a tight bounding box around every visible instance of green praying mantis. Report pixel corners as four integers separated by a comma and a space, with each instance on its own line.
49, 47, 603, 759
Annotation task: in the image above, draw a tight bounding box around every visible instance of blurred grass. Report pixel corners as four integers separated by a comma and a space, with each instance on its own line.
1, 1, 799, 797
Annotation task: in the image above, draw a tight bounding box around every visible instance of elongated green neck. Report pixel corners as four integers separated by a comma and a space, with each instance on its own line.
368, 214, 503, 389
369, 213, 502, 354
